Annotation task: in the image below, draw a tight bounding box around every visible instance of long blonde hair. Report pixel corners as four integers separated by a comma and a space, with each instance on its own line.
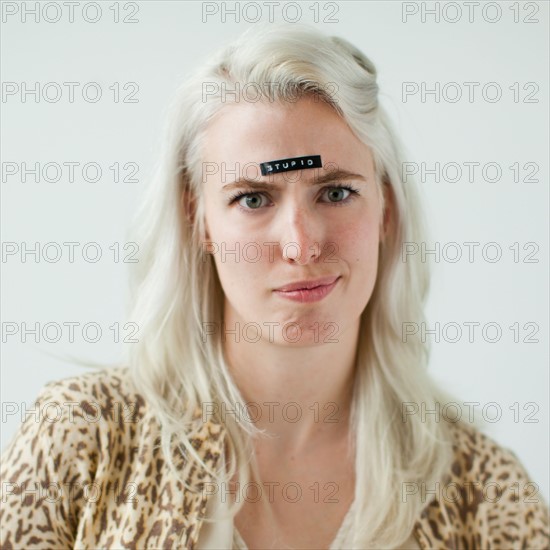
125, 23, 468, 548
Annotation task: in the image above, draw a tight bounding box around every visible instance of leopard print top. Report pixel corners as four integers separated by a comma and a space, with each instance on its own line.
1, 366, 548, 549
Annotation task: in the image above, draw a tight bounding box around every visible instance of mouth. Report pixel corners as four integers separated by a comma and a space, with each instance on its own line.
274, 275, 340, 292
273, 276, 341, 303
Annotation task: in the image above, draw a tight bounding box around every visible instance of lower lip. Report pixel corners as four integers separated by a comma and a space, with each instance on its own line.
273, 277, 340, 303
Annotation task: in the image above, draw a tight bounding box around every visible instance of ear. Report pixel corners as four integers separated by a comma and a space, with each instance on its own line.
379, 178, 394, 243
181, 188, 196, 227
181, 188, 212, 240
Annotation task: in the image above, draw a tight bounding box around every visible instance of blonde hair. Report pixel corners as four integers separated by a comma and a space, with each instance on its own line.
124, 23, 475, 548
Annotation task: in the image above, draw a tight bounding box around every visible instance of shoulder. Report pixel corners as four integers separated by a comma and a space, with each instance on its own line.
1, 366, 151, 488
23, 366, 147, 436
415, 420, 549, 549
0, 366, 151, 548
1, 365, 149, 467
446, 419, 534, 486
37, 365, 144, 409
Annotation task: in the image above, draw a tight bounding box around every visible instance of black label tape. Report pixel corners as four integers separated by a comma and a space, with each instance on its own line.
260, 155, 322, 176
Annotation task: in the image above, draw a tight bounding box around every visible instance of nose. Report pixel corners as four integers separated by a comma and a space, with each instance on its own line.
279, 202, 325, 265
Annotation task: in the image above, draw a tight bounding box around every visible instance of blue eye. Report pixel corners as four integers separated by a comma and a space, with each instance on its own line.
322, 186, 353, 203
230, 192, 268, 209
319, 184, 360, 206
228, 184, 360, 212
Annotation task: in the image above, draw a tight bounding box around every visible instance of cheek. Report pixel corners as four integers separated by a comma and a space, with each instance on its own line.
337, 218, 380, 314
208, 228, 270, 294
204, 205, 270, 272
334, 216, 380, 263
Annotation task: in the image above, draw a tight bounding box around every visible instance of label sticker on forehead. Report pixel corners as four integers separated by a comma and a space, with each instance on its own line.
260, 155, 322, 176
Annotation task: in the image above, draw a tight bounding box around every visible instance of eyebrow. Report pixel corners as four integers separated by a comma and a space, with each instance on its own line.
221, 169, 367, 192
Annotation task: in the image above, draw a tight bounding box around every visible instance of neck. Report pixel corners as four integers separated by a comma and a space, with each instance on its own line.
222, 307, 359, 455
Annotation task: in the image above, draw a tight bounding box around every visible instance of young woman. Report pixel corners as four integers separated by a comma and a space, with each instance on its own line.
1, 24, 548, 550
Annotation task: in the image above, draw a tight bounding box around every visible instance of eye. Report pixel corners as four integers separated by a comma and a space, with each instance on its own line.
228, 184, 360, 212
320, 185, 359, 204
229, 191, 269, 210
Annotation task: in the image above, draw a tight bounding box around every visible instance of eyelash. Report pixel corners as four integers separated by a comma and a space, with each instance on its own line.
228, 184, 361, 212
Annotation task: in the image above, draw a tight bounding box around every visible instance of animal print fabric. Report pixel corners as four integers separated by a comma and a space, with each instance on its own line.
1, 367, 548, 549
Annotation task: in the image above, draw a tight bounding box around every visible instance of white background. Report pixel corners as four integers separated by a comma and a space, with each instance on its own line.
1, 1, 549, 501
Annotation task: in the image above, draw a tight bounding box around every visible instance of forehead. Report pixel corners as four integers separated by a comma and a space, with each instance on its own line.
201, 95, 372, 183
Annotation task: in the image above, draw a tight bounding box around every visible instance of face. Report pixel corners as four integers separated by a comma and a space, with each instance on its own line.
200, 95, 386, 346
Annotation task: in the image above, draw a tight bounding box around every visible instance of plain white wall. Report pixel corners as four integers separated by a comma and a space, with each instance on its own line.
2, 1, 548, 503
